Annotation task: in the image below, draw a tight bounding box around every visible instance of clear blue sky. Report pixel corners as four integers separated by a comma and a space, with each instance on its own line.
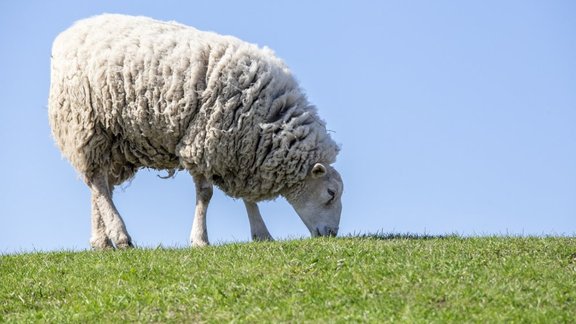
1, 1, 575, 253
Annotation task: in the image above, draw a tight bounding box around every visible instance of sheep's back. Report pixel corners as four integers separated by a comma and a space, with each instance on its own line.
48, 14, 237, 173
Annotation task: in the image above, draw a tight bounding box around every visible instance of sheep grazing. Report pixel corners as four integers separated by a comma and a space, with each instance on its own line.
48, 14, 343, 249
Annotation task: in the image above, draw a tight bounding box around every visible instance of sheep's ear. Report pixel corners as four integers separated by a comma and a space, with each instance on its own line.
311, 163, 327, 179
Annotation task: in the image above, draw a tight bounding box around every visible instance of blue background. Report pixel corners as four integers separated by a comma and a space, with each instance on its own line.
1, 1, 575, 253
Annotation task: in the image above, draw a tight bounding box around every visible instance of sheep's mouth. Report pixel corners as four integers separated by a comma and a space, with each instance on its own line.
314, 227, 338, 237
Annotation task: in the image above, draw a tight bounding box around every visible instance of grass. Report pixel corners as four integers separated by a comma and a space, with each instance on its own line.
1, 235, 575, 322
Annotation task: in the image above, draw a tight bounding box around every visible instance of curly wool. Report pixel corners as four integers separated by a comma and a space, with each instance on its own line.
49, 14, 339, 202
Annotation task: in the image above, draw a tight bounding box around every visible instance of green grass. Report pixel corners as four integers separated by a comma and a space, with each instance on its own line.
1, 235, 575, 322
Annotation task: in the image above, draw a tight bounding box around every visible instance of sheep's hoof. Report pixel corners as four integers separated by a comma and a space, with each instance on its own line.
252, 234, 274, 242
90, 237, 114, 250
191, 240, 209, 248
115, 239, 134, 249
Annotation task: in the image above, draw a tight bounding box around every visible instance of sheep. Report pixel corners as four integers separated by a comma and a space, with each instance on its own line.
48, 14, 344, 249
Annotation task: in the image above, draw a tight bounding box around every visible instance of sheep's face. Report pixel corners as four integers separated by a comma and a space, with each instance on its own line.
286, 163, 343, 237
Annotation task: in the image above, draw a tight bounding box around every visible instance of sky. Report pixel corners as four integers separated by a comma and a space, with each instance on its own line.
0, 1, 575, 253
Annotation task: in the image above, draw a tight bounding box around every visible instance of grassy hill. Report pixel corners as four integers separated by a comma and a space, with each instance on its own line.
1, 235, 575, 322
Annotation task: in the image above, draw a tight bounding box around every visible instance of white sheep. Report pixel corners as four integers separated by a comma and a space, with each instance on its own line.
48, 14, 343, 249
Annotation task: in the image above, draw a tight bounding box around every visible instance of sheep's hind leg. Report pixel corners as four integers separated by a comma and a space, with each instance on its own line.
90, 197, 113, 249
190, 174, 212, 247
243, 200, 273, 242
88, 171, 133, 249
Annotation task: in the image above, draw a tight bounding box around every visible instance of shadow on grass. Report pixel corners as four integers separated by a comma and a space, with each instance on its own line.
342, 232, 461, 241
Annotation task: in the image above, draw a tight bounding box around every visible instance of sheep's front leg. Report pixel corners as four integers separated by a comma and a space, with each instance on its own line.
88, 171, 133, 249
190, 175, 212, 247
243, 200, 273, 241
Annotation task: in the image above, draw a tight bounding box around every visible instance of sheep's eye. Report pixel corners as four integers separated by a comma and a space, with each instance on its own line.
327, 189, 336, 204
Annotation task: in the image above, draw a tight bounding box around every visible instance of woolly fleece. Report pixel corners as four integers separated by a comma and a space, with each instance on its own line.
49, 14, 339, 202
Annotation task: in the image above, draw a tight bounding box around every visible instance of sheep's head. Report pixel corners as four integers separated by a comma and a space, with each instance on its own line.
285, 163, 343, 237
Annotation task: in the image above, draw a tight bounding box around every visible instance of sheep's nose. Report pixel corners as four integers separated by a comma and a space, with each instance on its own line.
315, 225, 338, 237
